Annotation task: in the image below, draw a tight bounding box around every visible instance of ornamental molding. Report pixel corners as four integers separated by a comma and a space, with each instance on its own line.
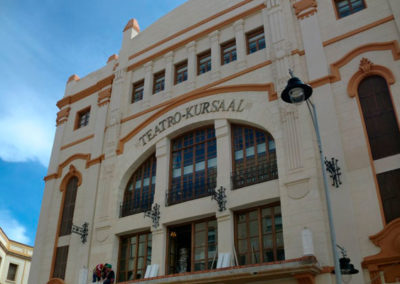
293, 0, 317, 20
98, 87, 112, 107
56, 107, 71, 126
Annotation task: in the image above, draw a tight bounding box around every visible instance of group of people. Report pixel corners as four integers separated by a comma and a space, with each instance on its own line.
92, 263, 115, 284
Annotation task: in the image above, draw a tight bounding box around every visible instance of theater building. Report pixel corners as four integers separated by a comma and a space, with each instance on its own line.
29, 0, 400, 283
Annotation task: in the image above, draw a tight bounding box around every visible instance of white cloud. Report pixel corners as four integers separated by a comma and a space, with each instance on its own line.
0, 209, 30, 244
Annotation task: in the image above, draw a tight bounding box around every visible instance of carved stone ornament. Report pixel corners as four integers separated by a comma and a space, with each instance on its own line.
359, 57, 373, 73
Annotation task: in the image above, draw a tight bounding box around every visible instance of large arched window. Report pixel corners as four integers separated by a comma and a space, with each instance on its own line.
232, 125, 277, 189
168, 127, 217, 205
121, 154, 157, 217
59, 176, 79, 236
358, 75, 400, 160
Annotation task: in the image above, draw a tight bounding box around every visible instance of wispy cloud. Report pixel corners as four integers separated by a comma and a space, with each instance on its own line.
0, 209, 30, 244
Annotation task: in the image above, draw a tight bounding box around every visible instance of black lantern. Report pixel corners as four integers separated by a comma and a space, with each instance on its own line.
334, 245, 359, 276
281, 69, 313, 104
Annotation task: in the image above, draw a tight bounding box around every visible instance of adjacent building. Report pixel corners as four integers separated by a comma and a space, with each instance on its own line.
29, 0, 400, 283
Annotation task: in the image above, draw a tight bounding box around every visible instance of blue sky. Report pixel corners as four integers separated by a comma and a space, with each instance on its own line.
0, 0, 187, 246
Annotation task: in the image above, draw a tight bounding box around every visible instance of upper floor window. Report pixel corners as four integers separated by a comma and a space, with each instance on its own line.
168, 127, 217, 205
75, 107, 90, 129
221, 39, 237, 65
246, 27, 266, 54
334, 0, 366, 18
175, 60, 188, 84
60, 176, 79, 236
7, 263, 18, 281
153, 70, 165, 94
358, 76, 400, 160
118, 232, 152, 282
121, 154, 156, 217
232, 125, 277, 189
132, 80, 144, 103
377, 168, 400, 224
52, 246, 69, 279
197, 50, 211, 75
235, 203, 284, 265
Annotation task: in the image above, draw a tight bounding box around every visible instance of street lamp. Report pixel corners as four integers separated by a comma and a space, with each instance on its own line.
280, 70, 342, 284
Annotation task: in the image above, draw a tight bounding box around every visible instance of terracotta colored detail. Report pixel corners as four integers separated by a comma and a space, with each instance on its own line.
107, 54, 118, 63
117, 83, 276, 155
294, 273, 316, 284
43, 153, 104, 181
56, 107, 71, 126
291, 49, 306, 56
57, 74, 115, 109
123, 18, 140, 33
347, 58, 395, 97
59, 165, 82, 192
47, 278, 65, 284
98, 87, 112, 106
363, 219, 400, 283
113, 63, 119, 71
309, 41, 400, 88
293, 0, 317, 19
323, 15, 394, 47
60, 134, 95, 150
320, 266, 334, 273
67, 74, 80, 83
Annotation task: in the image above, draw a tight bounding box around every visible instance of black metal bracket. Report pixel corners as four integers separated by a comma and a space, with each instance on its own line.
144, 203, 160, 229
209, 186, 227, 212
325, 157, 342, 188
72, 222, 89, 244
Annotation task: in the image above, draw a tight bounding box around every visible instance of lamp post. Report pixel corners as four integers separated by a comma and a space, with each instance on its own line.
281, 70, 342, 284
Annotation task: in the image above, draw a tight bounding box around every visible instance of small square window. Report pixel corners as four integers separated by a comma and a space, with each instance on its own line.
221, 39, 237, 65
246, 27, 266, 54
7, 263, 18, 281
132, 80, 144, 103
175, 61, 188, 85
153, 71, 165, 94
197, 50, 211, 75
334, 0, 366, 18
75, 107, 90, 129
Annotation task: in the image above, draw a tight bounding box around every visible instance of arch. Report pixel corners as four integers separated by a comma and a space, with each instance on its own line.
60, 165, 82, 192
47, 278, 65, 284
347, 58, 395, 97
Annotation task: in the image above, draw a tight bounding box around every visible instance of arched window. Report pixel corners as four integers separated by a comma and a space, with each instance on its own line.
59, 176, 79, 236
358, 75, 400, 160
232, 125, 277, 189
121, 154, 156, 217
168, 127, 217, 205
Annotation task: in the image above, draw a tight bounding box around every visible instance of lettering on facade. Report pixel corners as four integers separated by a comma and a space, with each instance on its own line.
139, 99, 245, 146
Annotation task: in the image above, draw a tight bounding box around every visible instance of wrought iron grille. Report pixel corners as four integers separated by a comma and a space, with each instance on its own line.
232, 160, 278, 189
166, 172, 217, 206
120, 197, 153, 218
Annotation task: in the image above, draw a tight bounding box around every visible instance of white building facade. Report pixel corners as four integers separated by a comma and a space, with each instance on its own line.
29, 0, 400, 283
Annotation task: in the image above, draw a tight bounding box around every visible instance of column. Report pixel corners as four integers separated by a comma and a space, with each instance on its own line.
215, 119, 232, 189
150, 227, 167, 275
164, 51, 174, 97
209, 30, 220, 80
143, 61, 154, 99
233, 19, 246, 70
216, 211, 235, 265
186, 41, 196, 90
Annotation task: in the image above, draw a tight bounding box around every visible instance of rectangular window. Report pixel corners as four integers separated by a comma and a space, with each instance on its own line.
335, 0, 366, 18
246, 27, 266, 54
197, 50, 211, 75
168, 218, 217, 274
377, 168, 400, 224
7, 263, 18, 281
132, 80, 144, 103
236, 203, 284, 265
118, 232, 152, 282
221, 39, 237, 65
53, 246, 69, 279
75, 107, 90, 129
153, 71, 165, 94
175, 61, 188, 85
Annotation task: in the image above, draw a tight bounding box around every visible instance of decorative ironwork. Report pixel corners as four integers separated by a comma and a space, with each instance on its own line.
209, 186, 227, 212
71, 222, 89, 244
144, 203, 160, 228
232, 160, 278, 189
325, 157, 342, 188
120, 198, 153, 218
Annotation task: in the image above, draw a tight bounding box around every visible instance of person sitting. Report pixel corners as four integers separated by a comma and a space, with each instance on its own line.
92, 263, 103, 283
103, 263, 115, 284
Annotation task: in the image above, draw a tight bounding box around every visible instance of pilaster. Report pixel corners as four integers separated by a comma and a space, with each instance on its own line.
209, 31, 220, 81
143, 61, 154, 99
164, 51, 174, 97
150, 227, 167, 275
154, 137, 170, 209
215, 119, 232, 190
186, 41, 196, 90
233, 19, 246, 70
216, 212, 235, 264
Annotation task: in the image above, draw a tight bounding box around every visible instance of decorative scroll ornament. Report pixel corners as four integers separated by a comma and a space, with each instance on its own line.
144, 203, 160, 228
209, 186, 227, 212
324, 157, 342, 188
359, 57, 373, 73
72, 222, 89, 244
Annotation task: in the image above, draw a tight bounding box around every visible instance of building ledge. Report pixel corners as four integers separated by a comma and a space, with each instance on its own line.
120, 256, 322, 283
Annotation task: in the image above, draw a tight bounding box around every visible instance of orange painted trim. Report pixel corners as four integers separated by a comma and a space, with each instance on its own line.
67, 74, 80, 83
86, 154, 105, 168
56, 107, 71, 126
107, 54, 118, 63
320, 266, 334, 273
60, 134, 94, 151
291, 49, 305, 56
293, 0, 317, 18
97, 87, 112, 106
128, 0, 253, 61
297, 8, 317, 20
47, 279, 65, 284
294, 273, 315, 284
59, 165, 82, 192
117, 83, 276, 155
57, 75, 115, 109
323, 15, 394, 47
126, 4, 266, 72
123, 18, 140, 33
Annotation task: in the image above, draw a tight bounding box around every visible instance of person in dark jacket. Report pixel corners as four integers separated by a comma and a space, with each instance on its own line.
103, 263, 115, 284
